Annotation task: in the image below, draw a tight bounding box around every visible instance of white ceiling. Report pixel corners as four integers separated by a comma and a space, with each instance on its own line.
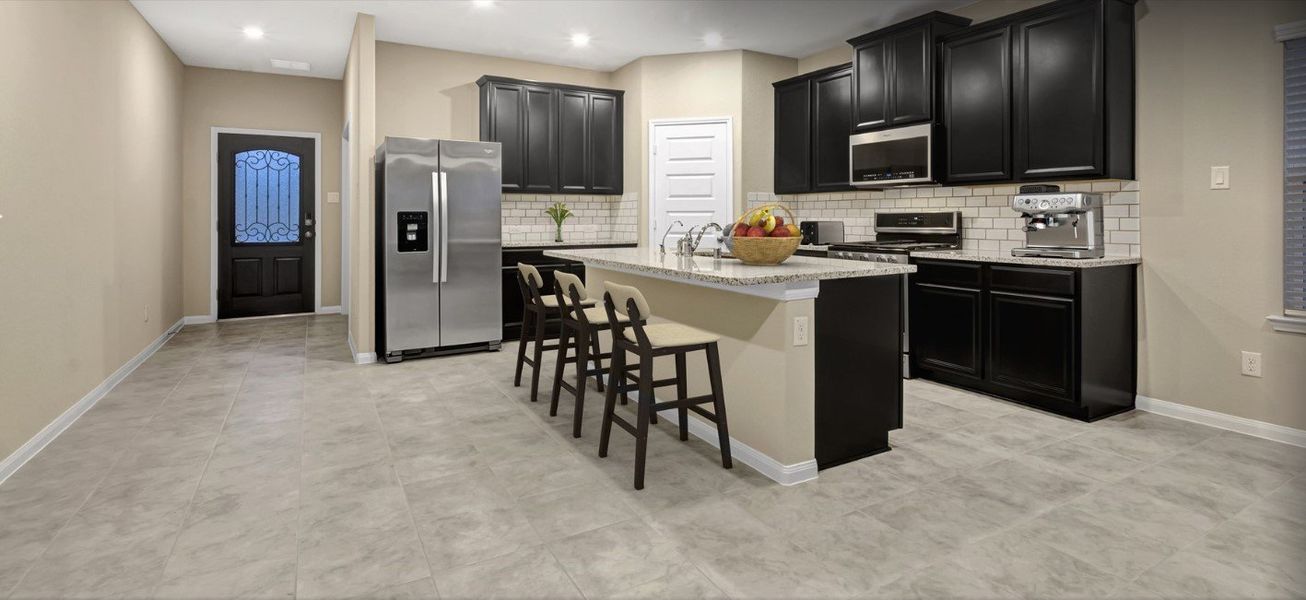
131, 0, 974, 79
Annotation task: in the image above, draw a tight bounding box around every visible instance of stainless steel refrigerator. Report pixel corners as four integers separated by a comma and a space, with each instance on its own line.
375, 137, 502, 362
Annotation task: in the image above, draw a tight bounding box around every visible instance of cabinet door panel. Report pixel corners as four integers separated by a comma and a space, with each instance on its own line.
486, 83, 525, 191
522, 86, 557, 192
988, 291, 1076, 401
889, 28, 930, 126
774, 79, 812, 194
942, 26, 1011, 183
811, 68, 853, 192
853, 40, 889, 130
557, 90, 589, 193
1014, 3, 1103, 179
587, 92, 621, 193
910, 282, 983, 379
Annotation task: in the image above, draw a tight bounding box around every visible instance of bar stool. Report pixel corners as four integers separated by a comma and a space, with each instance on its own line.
513, 263, 593, 403
548, 272, 627, 438
598, 281, 732, 490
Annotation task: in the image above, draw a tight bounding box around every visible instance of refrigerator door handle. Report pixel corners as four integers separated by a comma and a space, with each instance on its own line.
431, 171, 441, 284
439, 171, 449, 283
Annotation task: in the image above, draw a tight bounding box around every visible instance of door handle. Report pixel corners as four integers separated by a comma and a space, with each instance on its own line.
431, 171, 440, 284
439, 171, 449, 283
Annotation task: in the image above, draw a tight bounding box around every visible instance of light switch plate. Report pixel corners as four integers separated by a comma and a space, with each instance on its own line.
1210, 166, 1230, 190
328, 192, 340, 204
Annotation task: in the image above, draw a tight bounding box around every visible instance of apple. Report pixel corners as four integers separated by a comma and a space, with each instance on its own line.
733, 223, 750, 237
774, 216, 785, 227
745, 225, 767, 237
786, 224, 801, 237
768, 226, 791, 238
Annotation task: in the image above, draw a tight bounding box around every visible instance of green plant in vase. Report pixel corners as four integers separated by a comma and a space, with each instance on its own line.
545, 201, 573, 243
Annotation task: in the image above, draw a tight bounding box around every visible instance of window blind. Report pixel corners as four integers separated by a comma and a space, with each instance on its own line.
1286, 38, 1306, 315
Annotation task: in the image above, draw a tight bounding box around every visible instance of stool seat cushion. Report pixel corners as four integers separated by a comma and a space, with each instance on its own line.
625, 322, 719, 348
583, 306, 629, 325
540, 296, 596, 308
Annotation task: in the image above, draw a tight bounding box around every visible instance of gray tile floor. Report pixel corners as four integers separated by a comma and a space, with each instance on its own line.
1, 314, 1304, 599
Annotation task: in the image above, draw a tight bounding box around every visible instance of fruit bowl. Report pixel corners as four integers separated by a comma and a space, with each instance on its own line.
726, 204, 801, 265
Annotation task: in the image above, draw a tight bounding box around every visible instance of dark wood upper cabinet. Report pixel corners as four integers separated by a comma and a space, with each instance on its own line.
941, 25, 1013, 183
939, 0, 1136, 184
773, 64, 852, 194
587, 91, 622, 194
773, 78, 811, 194
478, 76, 623, 194
556, 89, 589, 193
847, 11, 970, 132
1012, 0, 1135, 180
811, 67, 854, 192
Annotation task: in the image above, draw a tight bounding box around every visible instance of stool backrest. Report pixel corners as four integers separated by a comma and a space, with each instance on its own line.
517, 263, 545, 305
552, 271, 589, 323
603, 281, 653, 349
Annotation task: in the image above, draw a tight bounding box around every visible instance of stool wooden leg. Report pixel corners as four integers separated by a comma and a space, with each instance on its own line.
571, 329, 589, 438
589, 332, 605, 393
675, 352, 689, 442
550, 324, 571, 417
634, 354, 654, 490
599, 347, 623, 458
529, 310, 547, 403
620, 352, 630, 406
514, 309, 531, 387
706, 343, 732, 469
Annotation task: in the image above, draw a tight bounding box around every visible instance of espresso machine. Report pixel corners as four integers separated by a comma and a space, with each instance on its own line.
1010, 185, 1105, 259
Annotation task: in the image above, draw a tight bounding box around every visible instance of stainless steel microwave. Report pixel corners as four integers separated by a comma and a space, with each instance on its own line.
849, 122, 934, 187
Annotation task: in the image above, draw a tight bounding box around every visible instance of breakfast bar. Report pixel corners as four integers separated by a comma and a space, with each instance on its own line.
544, 247, 915, 483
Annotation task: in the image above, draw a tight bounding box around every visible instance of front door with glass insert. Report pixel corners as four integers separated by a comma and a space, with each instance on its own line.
217, 133, 315, 319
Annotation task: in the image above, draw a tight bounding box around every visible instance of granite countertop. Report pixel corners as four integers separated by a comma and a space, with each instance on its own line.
543, 247, 915, 286
910, 249, 1142, 268
503, 239, 638, 249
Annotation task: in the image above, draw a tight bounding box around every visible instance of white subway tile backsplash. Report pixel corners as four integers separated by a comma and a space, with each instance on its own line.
758, 180, 1142, 256
501, 192, 638, 244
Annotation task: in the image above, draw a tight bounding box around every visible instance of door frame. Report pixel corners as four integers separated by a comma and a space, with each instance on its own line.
209, 126, 323, 320
647, 116, 734, 245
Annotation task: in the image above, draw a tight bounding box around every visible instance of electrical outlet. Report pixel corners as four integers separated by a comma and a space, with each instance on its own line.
1241, 351, 1262, 377
793, 316, 809, 346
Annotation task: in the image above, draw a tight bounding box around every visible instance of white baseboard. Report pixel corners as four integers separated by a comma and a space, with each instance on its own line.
609, 374, 818, 486
317, 305, 342, 315
183, 314, 216, 325
0, 318, 185, 485
348, 331, 376, 365
1136, 394, 1306, 449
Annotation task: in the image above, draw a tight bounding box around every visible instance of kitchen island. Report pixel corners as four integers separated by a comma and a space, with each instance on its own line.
544, 247, 914, 484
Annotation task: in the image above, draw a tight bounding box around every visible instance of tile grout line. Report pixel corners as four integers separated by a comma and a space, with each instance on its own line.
5, 361, 196, 599
146, 329, 253, 597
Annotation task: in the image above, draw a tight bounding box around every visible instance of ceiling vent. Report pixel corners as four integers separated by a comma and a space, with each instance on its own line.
270, 59, 311, 72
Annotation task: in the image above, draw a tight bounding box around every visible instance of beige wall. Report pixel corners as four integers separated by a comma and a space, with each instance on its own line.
1134, 0, 1306, 430
741, 51, 801, 197
345, 14, 377, 354
0, 0, 184, 459
375, 42, 610, 142
180, 68, 343, 316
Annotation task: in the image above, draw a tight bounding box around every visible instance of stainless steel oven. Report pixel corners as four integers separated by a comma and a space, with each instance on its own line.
849, 123, 934, 187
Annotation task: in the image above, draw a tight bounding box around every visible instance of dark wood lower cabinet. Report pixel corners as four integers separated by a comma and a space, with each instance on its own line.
816, 275, 903, 469
911, 259, 1136, 421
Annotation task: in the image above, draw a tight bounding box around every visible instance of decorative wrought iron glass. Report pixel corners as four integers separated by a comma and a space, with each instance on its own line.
234, 149, 301, 243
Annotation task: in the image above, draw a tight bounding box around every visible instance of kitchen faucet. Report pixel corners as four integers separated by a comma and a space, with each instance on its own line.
659, 220, 684, 254
691, 223, 725, 258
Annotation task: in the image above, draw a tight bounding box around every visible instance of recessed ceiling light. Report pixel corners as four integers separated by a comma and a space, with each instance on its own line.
703, 31, 723, 48
570, 32, 590, 47
472, 0, 494, 7
270, 58, 311, 72
242, 26, 264, 40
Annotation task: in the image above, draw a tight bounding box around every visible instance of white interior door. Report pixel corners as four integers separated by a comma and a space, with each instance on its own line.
650, 119, 732, 250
